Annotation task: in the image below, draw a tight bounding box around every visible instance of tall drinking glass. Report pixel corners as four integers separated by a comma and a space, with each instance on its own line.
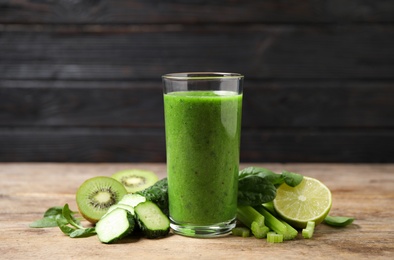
162, 72, 243, 237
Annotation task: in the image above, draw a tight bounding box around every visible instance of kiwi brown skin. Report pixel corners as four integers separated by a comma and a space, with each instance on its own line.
76, 176, 127, 224
111, 169, 159, 193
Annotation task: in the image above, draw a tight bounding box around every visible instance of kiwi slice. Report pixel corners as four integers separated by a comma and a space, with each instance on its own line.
76, 176, 127, 224
111, 169, 159, 193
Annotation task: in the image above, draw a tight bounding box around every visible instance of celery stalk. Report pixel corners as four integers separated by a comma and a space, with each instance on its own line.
237, 206, 265, 227
251, 222, 270, 239
280, 219, 298, 239
262, 202, 276, 215
261, 203, 298, 238
237, 206, 269, 238
255, 206, 297, 240
263, 206, 298, 238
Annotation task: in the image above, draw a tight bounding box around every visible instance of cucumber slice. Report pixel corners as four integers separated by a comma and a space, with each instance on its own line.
101, 204, 135, 219
119, 193, 147, 207
95, 208, 135, 244
137, 178, 169, 217
134, 201, 170, 239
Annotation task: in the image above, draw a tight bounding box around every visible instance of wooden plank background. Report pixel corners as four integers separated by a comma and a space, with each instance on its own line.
0, 0, 393, 162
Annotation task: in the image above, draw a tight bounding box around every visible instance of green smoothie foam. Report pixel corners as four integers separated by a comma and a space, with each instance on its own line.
164, 90, 242, 225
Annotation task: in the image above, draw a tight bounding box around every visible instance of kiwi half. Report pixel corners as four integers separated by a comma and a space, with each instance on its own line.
76, 176, 127, 224
111, 169, 159, 193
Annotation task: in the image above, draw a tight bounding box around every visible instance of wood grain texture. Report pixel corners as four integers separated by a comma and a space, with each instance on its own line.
0, 163, 393, 259
1, 1, 393, 163
1, 0, 393, 24
0, 81, 164, 127
1, 25, 393, 80
1, 80, 394, 128
0, 128, 393, 163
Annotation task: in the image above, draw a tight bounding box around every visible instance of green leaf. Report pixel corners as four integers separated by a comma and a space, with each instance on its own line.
324, 215, 354, 227
56, 213, 68, 225
69, 227, 96, 238
56, 215, 75, 235
62, 204, 83, 229
30, 206, 64, 228
58, 224, 76, 235
237, 176, 276, 206
281, 171, 303, 187
29, 216, 59, 228
43, 206, 64, 217
239, 167, 286, 186
239, 167, 277, 179
55, 204, 97, 238
238, 166, 266, 178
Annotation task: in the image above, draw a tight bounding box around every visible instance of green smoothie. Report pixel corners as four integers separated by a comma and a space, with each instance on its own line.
164, 90, 242, 226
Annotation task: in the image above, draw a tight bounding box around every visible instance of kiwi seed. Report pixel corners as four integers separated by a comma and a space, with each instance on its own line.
76, 176, 127, 224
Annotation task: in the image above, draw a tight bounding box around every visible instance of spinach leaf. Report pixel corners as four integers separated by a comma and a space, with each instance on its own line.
57, 205, 96, 238
239, 167, 281, 183
237, 167, 304, 206
237, 176, 276, 206
324, 215, 355, 227
281, 171, 303, 187
69, 227, 96, 238
29, 216, 59, 228
239, 167, 303, 187
30, 206, 64, 228
43, 206, 63, 217
62, 204, 83, 229
56, 214, 75, 235
30, 204, 96, 238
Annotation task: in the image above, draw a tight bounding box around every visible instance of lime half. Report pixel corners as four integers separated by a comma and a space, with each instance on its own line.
273, 176, 332, 229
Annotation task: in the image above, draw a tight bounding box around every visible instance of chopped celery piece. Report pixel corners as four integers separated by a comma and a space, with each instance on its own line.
255, 206, 297, 240
237, 206, 269, 239
232, 227, 251, 237
302, 228, 313, 239
251, 222, 270, 239
267, 232, 284, 243
302, 221, 315, 239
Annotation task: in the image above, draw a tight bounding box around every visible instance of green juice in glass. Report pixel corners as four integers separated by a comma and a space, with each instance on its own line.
164, 90, 242, 235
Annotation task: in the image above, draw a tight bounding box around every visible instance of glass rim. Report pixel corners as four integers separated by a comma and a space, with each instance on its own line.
162, 72, 244, 80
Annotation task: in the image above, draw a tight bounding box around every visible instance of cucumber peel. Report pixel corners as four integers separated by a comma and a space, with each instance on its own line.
119, 193, 147, 207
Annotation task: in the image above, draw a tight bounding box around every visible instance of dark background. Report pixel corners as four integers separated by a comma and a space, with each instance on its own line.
0, 0, 393, 163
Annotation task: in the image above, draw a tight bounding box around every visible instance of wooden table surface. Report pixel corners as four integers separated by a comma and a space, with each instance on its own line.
1, 163, 393, 259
